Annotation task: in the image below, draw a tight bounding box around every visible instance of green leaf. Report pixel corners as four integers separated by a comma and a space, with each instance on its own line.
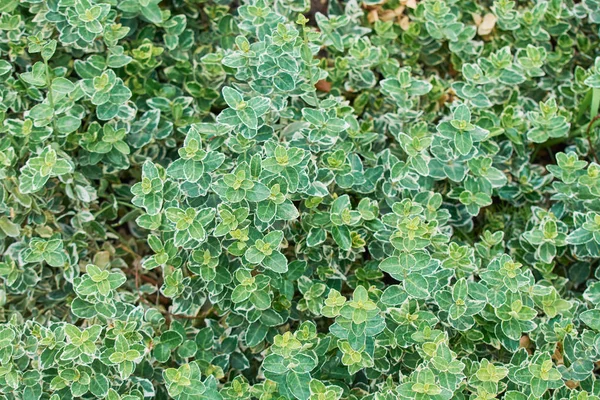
57, 116, 81, 134
245, 246, 265, 264
404, 274, 429, 299
379, 257, 404, 280
274, 72, 295, 91
250, 290, 271, 310
237, 107, 258, 130
453, 104, 471, 122
263, 251, 288, 273
245, 322, 268, 347
90, 374, 109, 397
141, 3, 163, 23
537, 242, 556, 264
263, 354, 287, 374
29, 104, 53, 120
530, 377, 549, 398
286, 371, 311, 400
331, 225, 351, 251
381, 285, 408, 306
501, 318, 522, 341
454, 131, 473, 155
0, 216, 20, 237
97, 102, 119, 120
51, 78, 75, 94
223, 87, 244, 109
567, 228, 593, 245
246, 182, 270, 202
580, 309, 600, 330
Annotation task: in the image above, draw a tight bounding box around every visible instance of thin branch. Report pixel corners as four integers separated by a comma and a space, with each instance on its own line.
586, 114, 600, 163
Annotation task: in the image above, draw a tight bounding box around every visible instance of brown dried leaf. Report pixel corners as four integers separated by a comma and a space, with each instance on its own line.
519, 334, 532, 353
380, 6, 404, 21
477, 13, 497, 36
402, 0, 417, 9
361, 0, 385, 7
552, 342, 564, 365
368, 9, 379, 23
399, 16, 410, 30
315, 79, 331, 92
566, 381, 579, 389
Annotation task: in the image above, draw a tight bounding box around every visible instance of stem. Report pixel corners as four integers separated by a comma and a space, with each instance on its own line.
44, 58, 57, 133
94, 204, 113, 217
117, 200, 138, 209
534, 89, 600, 163
591, 88, 600, 119
135, 258, 140, 293
589, 89, 600, 162
105, 225, 141, 260
586, 114, 600, 163
577, 89, 593, 122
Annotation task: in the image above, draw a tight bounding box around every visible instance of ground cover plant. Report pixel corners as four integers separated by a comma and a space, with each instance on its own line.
1, 0, 600, 398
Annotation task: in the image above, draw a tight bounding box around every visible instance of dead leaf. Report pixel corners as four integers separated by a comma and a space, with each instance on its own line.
402, 0, 417, 9
477, 13, 497, 36
400, 16, 410, 30
552, 342, 564, 365
519, 334, 532, 354
566, 381, 579, 389
368, 9, 379, 23
315, 79, 331, 92
381, 6, 405, 21
361, 0, 385, 6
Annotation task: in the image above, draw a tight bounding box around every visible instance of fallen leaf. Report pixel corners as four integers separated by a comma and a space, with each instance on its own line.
400, 16, 410, 30
566, 381, 579, 389
477, 13, 497, 36
403, 0, 417, 9
315, 79, 331, 92
381, 6, 404, 21
368, 9, 379, 23
519, 334, 531, 353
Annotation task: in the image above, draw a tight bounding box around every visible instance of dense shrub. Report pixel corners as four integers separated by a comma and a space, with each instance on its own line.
1, 0, 600, 398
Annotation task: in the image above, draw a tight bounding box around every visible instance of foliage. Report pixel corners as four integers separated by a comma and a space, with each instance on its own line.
0, 0, 599, 399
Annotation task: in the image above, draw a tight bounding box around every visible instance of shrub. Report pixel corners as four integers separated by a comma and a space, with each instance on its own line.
0, 0, 600, 398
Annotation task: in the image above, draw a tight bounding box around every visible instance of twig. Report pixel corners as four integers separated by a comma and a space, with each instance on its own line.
134, 258, 140, 292
171, 305, 214, 321
586, 114, 600, 163
139, 274, 159, 285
